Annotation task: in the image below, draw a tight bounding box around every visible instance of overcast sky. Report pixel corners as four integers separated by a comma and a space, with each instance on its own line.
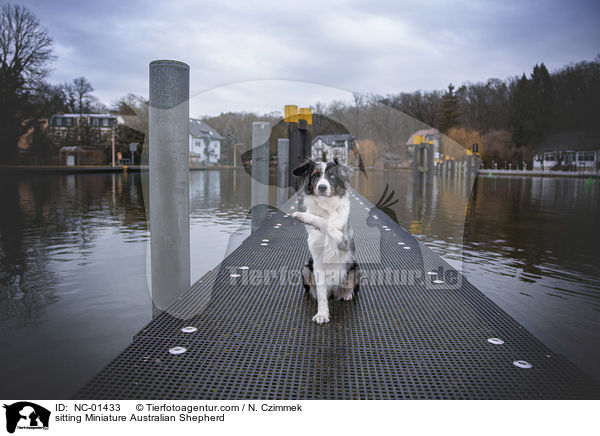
15, 0, 600, 116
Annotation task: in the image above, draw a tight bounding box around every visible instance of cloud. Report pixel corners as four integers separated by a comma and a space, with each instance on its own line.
19, 0, 600, 115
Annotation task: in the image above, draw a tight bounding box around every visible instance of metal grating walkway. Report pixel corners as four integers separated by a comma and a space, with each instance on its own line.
75, 192, 600, 399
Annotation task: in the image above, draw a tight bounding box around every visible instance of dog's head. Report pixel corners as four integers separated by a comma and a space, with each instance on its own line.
293, 158, 350, 197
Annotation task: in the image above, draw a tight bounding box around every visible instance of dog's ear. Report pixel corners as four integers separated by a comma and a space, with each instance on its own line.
334, 159, 351, 182
293, 159, 314, 176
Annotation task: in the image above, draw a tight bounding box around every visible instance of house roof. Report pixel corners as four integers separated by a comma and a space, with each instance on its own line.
189, 119, 223, 140
59, 146, 89, 152
52, 113, 117, 118
535, 131, 600, 152
312, 134, 353, 146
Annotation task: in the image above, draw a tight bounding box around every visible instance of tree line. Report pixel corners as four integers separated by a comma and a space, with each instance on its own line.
0, 4, 116, 163
1, 3, 598, 166
203, 57, 600, 167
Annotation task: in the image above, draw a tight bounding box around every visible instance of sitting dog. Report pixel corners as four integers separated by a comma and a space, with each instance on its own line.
292, 158, 359, 324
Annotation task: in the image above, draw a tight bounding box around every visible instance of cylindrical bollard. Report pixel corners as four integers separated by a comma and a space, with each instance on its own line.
288, 119, 310, 193
149, 60, 190, 313
426, 144, 434, 174
251, 122, 270, 231
277, 138, 289, 207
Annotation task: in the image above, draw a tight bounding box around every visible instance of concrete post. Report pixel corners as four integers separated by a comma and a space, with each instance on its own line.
277, 138, 289, 207
426, 144, 434, 174
418, 145, 426, 173
251, 122, 270, 231
149, 60, 190, 313
288, 119, 311, 192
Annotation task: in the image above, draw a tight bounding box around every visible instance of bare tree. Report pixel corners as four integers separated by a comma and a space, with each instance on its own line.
351, 92, 365, 137
64, 76, 98, 114
0, 3, 55, 162
0, 3, 55, 86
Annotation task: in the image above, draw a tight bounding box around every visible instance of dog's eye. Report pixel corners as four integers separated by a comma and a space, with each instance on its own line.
329, 174, 335, 179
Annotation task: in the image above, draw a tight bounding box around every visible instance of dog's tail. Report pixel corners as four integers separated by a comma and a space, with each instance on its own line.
372, 184, 399, 223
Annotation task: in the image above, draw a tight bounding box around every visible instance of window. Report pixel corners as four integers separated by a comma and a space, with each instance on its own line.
564, 151, 575, 163
544, 152, 555, 161
577, 151, 595, 162
103, 118, 110, 127
55, 117, 62, 126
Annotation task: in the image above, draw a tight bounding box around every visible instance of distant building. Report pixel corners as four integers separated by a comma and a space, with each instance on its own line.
49, 113, 120, 146
49, 113, 122, 165
189, 119, 223, 166
49, 114, 225, 167
406, 129, 440, 158
59, 146, 105, 166
382, 152, 404, 169
533, 131, 600, 171
311, 134, 354, 164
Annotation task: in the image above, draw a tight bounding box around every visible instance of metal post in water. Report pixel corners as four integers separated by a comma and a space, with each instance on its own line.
277, 138, 289, 207
426, 144, 434, 175
293, 119, 311, 211
251, 121, 270, 231
149, 60, 190, 313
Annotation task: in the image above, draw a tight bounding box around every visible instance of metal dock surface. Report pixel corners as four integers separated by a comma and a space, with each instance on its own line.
75, 192, 600, 399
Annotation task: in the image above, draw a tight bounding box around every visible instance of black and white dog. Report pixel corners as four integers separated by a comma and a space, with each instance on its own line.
292, 159, 359, 324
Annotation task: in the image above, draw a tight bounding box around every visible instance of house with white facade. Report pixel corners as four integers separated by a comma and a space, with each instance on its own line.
189, 119, 223, 166
311, 134, 354, 164
533, 131, 600, 171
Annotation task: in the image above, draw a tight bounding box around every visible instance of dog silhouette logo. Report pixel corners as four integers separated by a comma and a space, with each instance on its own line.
3, 402, 50, 434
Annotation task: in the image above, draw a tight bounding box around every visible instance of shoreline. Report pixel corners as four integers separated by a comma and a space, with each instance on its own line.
0, 165, 237, 174
1, 165, 598, 178
478, 169, 599, 178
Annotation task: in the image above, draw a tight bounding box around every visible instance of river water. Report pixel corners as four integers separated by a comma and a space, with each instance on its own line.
0, 169, 598, 398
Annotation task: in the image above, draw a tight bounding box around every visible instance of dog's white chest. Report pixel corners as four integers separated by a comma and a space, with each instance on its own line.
304, 195, 351, 265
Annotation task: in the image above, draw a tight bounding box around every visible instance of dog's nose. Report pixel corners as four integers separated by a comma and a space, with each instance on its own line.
318, 184, 327, 192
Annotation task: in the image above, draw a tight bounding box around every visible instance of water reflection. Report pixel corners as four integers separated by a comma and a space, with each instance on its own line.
0, 172, 152, 398
0, 173, 143, 328
188, 170, 252, 282
352, 171, 476, 255
353, 170, 600, 381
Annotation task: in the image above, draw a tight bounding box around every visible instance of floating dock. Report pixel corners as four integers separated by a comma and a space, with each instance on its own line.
75, 192, 600, 399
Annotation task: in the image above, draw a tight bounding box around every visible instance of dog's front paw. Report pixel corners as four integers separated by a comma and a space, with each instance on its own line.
312, 312, 330, 324
292, 211, 306, 222
343, 292, 353, 301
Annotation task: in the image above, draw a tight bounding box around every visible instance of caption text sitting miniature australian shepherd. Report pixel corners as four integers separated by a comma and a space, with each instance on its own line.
292, 158, 360, 324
